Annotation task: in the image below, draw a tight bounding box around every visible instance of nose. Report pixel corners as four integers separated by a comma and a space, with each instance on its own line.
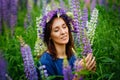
60, 28, 65, 35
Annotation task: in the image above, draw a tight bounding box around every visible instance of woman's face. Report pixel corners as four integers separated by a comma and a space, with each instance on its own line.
50, 18, 69, 45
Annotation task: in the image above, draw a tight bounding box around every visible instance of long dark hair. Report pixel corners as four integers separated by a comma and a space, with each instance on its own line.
43, 13, 75, 60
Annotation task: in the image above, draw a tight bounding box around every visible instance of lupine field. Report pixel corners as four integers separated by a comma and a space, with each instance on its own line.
0, 0, 120, 80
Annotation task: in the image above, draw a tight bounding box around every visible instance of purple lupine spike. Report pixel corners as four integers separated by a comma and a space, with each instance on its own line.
91, 0, 96, 11
20, 45, 38, 80
0, 53, 7, 80
0, 0, 2, 34
74, 59, 84, 80
71, 0, 82, 46
98, 0, 107, 6
63, 66, 73, 80
10, 0, 18, 28
9, 0, 18, 36
24, 0, 32, 29
81, 31, 92, 56
63, 57, 73, 80
19, 37, 38, 80
71, 0, 80, 32
2, 0, 9, 23
38, 65, 48, 79
81, 8, 88, 29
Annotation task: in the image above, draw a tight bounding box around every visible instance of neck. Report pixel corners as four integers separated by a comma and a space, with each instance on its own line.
54, 43, 66, 58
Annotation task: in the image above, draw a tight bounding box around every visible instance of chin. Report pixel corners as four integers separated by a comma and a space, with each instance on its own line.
60, 40, 69, 44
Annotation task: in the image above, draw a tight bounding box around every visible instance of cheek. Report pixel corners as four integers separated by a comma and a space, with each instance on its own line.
51, 32, 60, 40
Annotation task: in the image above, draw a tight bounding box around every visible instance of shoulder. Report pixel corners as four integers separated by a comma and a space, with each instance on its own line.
69, 55, 76, 62
39, 52, 53, 64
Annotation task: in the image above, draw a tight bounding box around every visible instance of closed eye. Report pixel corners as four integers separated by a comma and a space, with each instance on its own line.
54, 27, 59, 32
62, 24, 67, 29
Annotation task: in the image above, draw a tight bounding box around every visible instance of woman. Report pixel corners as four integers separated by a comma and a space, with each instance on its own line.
39, 8, 96, 80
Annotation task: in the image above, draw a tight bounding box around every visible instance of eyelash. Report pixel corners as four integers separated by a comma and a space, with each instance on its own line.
63, 26, 66, 28
54, 25, 67, 32
54, 29, 59, 32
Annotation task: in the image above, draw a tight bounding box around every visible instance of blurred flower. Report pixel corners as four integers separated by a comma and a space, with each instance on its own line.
5, 74, 12, 80
98, 0, 107, 6
86, 8, 98, 45
9, 0, 18, 27
59, 0, 66, 10
84, 0, 90, 7
90, 0, 96, 11
18, 36, 38, 80
0, 53, 7, 80
42, 0, 47, 15
0, 0, 2, 34
63, 57, 73, 80
34, 38, 46, 57
38, 63, 48, 79
34, 16, 47, 57
1, 0, 9, 23
51, 0, 58, 10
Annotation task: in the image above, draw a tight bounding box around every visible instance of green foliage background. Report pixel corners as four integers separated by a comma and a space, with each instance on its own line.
0, 0, 120, 80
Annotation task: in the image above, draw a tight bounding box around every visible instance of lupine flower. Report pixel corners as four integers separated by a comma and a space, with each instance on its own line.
18, 36, 38, 80
24, 0, 32, 29
79, 7, 91, 56
34, 16, 46, 56
73, 59, 84, 80
1, 0, 9, 23
9, 0, 18, 27
51, 0, 58, 10
90, 0, 96, 11
59, 0, 66, 10
86, 8, 98, 45
98, 0, 107, 6
71, 0, 82, 47
81, 8, 88, 29
68, 0, 72, 11
63, 57, 73, 80
42, 0, 47, 15
0, 54, 7, 80
38, 63, 48, 79
82, 32, 92, 56
0, 0, 2, 33
5, 74, 12, 80
84, 0, 90, 7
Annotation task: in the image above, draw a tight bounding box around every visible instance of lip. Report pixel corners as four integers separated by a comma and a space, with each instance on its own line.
61, 35, 67, 40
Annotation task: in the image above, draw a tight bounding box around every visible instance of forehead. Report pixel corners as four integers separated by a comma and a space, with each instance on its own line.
52, 18, 65, 28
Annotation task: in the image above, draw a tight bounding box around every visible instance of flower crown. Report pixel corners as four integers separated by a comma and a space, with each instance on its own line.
37, 8, 75, 39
